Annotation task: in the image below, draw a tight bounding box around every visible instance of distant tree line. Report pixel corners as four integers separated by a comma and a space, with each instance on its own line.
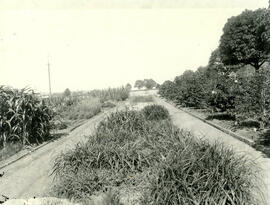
159, 8, 270, 128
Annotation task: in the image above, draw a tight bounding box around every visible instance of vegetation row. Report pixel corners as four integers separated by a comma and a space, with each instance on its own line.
158, 8, 270, 153
0, 86, 130, 160
52, 105, 261, 204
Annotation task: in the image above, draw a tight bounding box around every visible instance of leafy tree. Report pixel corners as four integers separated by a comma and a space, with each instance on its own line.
134, 80, 144, 89
158, 80, 178, 101
219, 9, 270, 70
125, 83, 132, 90
63, 88, 71, 97
234, 66, 270, 128
143, 79, 157, 89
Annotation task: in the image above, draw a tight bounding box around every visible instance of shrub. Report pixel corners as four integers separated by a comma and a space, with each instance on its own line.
141, 104, 169, 121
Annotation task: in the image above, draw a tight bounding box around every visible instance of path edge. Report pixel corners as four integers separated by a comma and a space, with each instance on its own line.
163, 99, 255, 146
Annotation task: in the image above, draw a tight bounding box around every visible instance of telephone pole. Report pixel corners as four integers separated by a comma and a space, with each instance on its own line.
47, 56, 52, 99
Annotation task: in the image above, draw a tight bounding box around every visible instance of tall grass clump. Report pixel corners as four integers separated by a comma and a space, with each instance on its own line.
142, 104, 169, 121
52, 108, 262, 204
0, 86, 53, 147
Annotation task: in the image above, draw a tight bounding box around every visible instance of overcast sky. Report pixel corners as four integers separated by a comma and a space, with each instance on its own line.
0, 0, 268, 93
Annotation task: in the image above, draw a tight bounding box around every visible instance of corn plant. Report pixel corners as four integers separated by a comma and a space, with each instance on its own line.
0, 86, 54, 148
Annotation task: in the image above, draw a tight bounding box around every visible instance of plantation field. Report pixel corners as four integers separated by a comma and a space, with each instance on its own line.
49, 91, 269, 204
1, 90, 270, 204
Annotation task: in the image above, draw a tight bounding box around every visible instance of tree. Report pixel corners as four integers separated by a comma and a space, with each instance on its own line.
63, 88, 71, 97
143, 79, 157, 89
158, 80, 178, 101
125, 83, 132, 90
134, 80, 144, 89
219, 9, 270, 70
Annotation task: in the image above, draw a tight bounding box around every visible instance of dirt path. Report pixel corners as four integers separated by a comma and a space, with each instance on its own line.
155, 97, 270, 204
0, 107, 119, 200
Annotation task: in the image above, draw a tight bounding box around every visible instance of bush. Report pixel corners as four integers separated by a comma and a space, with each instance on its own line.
141, 104, 169, 121
52, 110, 261, 204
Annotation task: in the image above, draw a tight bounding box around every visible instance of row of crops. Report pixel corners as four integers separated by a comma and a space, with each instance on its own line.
0, 85, 130, 154
51, 105, 261, 204
0, 86, 53, 148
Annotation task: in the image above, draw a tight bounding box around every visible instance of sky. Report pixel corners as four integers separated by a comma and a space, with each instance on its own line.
0, 0, 269, 93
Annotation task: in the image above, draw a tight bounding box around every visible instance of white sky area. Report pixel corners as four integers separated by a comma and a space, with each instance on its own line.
0, 0, 269, 93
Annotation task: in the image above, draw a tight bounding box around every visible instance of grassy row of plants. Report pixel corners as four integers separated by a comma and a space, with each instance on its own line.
52, 105, 261, 204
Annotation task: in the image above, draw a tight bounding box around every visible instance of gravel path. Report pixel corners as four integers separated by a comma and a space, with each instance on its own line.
156, 97, 270, 204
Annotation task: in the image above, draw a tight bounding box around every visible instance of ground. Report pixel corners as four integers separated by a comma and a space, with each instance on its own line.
1, 90, 270, 204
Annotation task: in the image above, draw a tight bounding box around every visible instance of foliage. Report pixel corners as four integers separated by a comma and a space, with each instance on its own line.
0, 86, 54, 147
219, 9, 270, 70
88, 87, 129, 103
143, 79, 157, 89
125, 83, 132, 91
159, 8, 270, 125
65, 98, 101, 120
101, 101, 116, 108
142, 104, 169, 121
134, 80, 144, 89
50, 86, 130, 121
63, 88, 71, 98
52, 109, 261, 204
130, 95, 153, 103
134, 79, 158, 89
158, 80, 178, 101
234, 67, 270, 126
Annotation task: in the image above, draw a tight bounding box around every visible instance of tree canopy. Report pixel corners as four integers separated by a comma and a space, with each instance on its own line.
63, 88, 71, 97
125, 83, 132, 90
134, 80, 144, 89
134, 79, 158, 89
219, 9, 270, 70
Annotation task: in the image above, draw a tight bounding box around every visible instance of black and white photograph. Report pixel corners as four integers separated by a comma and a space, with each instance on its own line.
0, 0, 270, 204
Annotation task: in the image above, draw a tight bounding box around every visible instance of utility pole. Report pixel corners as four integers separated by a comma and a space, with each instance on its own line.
47, 56, 52, 99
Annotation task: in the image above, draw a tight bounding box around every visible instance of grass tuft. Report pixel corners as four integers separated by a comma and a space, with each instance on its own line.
142, 104, 170, 121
